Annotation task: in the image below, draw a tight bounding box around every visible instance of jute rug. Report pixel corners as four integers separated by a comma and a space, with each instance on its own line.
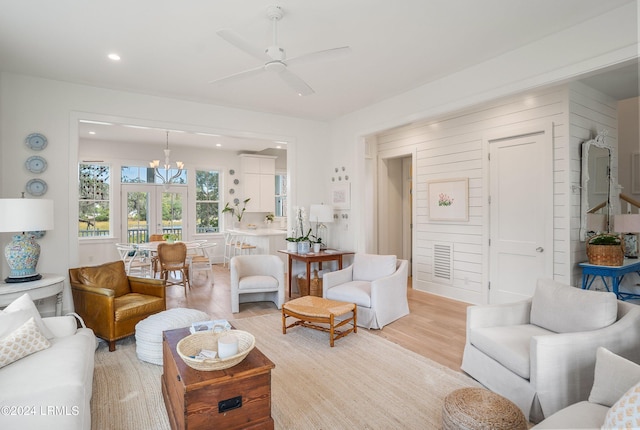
92, 313, 480, 429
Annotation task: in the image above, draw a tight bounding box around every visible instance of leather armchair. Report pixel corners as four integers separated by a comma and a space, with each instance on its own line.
323, 253, 409, 329
69, 260, 166, 351
230, 254, 285, 313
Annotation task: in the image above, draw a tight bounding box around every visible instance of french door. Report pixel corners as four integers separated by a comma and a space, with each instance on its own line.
121, 184, 188, 243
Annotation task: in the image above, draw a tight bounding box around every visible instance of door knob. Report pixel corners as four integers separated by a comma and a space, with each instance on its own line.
536, 247, 544, 253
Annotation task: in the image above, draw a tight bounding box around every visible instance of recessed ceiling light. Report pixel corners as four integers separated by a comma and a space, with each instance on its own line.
216, 143, 222, 147
108, 53, 121, 61
89, 131, 96, 135
276, 145, 282, 149
79, 120, 113, 125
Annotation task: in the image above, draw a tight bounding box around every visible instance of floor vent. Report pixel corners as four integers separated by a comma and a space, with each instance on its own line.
432, 242, 453, 284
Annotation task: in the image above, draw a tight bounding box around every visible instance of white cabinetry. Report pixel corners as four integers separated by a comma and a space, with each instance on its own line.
240, 154, 276, 212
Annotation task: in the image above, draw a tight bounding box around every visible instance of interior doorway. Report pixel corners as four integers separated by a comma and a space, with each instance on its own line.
487, 128, 553, 303
377, 155, 413, 273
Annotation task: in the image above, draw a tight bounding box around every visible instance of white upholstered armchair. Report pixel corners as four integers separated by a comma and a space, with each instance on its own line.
322, 253, 409, 329
461, 278, 640, 423
230, 254, 285, 313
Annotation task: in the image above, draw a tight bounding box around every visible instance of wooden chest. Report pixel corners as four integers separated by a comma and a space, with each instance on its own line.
162, 327, 275, 430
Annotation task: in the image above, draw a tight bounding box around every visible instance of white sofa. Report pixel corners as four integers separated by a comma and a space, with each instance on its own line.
533, 347, 640, 429
0, 296, 97, 430
461, 278, 640, 423
323, 253, 409, 329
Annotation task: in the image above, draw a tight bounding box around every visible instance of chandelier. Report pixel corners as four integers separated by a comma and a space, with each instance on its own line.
149, 131, 184, 188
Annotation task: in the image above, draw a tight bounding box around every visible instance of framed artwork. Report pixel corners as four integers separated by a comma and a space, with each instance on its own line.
428, 178, 469, 221
332, 182, 351, 210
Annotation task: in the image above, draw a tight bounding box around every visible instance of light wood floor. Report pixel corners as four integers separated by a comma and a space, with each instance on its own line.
167, 264, 470, 371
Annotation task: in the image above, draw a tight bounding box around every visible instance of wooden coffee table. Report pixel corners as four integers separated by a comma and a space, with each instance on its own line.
162, 327, 275, 430
282, 296, 357, 347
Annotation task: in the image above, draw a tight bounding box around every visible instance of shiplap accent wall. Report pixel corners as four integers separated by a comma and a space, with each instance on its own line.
375, 83, 615, 304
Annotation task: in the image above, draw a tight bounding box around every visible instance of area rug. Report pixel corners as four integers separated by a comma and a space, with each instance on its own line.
92, 313, 480, 429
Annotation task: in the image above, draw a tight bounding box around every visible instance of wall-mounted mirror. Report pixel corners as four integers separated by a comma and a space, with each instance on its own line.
580, 131, 613, 241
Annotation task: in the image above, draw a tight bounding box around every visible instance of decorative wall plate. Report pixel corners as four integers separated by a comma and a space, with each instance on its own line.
234, 198, 240, 205
229, 169, 235, 175
25, 156, 48, 173
234, 178, 240, 185
229, 188, 235, 194
26, 178, 48, 196
25, 133, 48, 151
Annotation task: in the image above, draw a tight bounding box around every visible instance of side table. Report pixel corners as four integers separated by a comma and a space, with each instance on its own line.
579, 260, 640, 301
278, 249, 354, 297
0, 274, 65, 315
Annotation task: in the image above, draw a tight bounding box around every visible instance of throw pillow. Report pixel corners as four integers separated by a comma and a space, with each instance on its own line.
1, 293, 54, 339
589, 347, 640, 407
602, 379, 640, 429
78, 260, 131, 297
530, 278, 617, 333
0, 317, 51, 369
352, 254, 397, 282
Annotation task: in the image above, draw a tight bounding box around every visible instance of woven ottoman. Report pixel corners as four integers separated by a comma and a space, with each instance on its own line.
442, 388, 527, 430
135, 308, 209, 365
282, 296, 356, 347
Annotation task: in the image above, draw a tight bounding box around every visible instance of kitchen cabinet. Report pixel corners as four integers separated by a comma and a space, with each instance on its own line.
240, 154, 276, 212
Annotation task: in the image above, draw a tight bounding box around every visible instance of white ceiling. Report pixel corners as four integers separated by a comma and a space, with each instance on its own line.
1, 0, 637, 149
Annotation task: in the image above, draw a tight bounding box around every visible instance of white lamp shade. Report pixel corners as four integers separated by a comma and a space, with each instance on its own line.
614, 214, 640, 233
0, 199, 54, 232
309, 204, 333, 223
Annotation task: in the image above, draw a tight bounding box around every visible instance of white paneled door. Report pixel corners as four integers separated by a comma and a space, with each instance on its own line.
488, 130, 553, 304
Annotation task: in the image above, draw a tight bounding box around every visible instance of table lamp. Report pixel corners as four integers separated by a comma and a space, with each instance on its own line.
0, 198, 54, 283
309, 204, 333, 248
613, 214, 640, 259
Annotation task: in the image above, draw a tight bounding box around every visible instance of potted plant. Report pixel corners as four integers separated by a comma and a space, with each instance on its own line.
587, 233, 624, 266
285, 234, 298, 252
311, 235, 323, 253
265, 213, 274, 225
221, 198, 250, 227
162, 233, 178, 243
296, 228, 313, 254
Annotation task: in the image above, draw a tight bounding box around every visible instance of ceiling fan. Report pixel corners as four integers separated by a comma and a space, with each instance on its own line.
209, 5, 351, 96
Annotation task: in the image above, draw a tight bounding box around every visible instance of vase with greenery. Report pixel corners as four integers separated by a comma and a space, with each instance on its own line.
162, 233, 178, 243
222, 198, 250, 227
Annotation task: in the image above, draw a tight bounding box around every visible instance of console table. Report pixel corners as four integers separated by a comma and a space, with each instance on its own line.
0, 274, 65, 315
579, 260, 640, 301
278, 249, 354, 297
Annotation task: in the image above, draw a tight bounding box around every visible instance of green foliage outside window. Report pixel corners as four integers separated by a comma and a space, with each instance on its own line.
196, 170, 220, 233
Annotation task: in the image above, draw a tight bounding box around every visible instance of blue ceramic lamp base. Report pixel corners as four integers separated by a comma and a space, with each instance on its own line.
4, 233, 42, 283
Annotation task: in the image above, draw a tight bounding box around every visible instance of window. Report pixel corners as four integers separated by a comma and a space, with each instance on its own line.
275, 173, 287, 217
78, 164, 111, 237
121, 165, 186, 184
195, 170, 220, 233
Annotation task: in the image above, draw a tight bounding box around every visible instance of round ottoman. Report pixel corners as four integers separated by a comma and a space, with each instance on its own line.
135, 308, 210, 365
442, 387, 527, 430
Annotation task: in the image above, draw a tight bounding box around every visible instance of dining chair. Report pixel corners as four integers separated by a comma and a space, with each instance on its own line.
148, 234, 166, 276
115, 243, 152, 276
157, 242, 190, 294
190, 242, 217, 282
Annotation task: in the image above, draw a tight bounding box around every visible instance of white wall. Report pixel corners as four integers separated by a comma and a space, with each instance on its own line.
0, 73, 330, 313
328, 2, 638, 256
618, 97, 640, 209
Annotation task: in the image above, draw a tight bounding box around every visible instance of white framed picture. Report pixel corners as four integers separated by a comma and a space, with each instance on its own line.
427, 178, 469, 221
331, 182, 351, 210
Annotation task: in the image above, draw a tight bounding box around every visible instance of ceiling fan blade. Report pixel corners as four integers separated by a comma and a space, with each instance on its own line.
208, 65, 265, 85
286, 46, 352, 67
217, 29, 270, 62
278, 68, 314, 96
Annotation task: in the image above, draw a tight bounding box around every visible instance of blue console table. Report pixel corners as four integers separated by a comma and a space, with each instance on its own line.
579, 260, 640, 301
